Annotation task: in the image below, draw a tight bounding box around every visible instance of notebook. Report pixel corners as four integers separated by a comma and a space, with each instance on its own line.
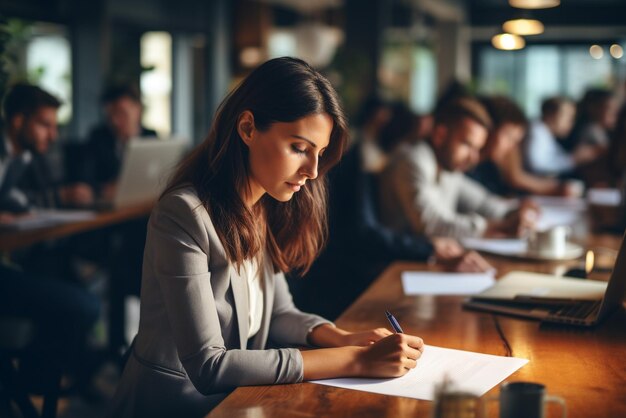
463, 231, 626, 327
102, 137, 187, 209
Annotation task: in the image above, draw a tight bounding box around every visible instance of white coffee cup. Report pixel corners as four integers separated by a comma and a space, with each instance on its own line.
528, 226, 571, 257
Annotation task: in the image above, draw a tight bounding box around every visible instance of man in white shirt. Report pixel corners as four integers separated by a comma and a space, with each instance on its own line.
525, 97, 597, 176
379, 98, 536, 239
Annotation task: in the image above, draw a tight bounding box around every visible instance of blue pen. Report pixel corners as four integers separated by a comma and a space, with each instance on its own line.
385, 310, 404, 334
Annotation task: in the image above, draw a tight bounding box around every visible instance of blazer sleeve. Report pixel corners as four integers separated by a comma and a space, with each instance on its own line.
151, 193, 305, 394
268, 271, 334, 347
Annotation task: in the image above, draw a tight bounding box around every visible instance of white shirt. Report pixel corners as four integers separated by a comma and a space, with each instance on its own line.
242, 259, 264, 340
525, 120, 575, 176
378, 141, 512, 239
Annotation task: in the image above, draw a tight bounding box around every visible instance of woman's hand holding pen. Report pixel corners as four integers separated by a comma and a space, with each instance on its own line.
303, 321, 424, 379
354, 333, 424, 378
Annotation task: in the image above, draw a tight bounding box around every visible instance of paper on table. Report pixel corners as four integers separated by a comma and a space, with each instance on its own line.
462, 238, 526, 256
530, 195, 587, 211
0, 209, 96, 231
311, 345, 528, 400
587, 188, 621, 207
401, 271, 495, 295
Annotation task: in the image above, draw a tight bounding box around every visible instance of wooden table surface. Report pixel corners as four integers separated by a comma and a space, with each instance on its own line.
0, 201, 154, 252
207, 232, 626, 418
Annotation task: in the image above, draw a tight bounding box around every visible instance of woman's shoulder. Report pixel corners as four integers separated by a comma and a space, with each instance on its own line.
153, 184, 211, 227
158, 184, 203, 211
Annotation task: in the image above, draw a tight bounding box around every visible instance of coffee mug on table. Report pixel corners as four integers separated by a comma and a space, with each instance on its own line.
528, 226, 571, 258
482, 382, 566, 418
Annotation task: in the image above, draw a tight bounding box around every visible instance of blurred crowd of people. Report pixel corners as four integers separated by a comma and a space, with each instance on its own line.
291, 83, 626, 319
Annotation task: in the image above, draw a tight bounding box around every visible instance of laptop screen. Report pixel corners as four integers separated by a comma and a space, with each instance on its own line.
598, 230, 626, 318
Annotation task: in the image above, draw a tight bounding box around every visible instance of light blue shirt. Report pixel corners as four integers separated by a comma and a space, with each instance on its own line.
525, 121, 574, 176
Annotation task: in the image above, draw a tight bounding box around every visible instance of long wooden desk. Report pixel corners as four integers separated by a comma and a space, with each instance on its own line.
208, 233, 626, 418
0, 201, 154, 253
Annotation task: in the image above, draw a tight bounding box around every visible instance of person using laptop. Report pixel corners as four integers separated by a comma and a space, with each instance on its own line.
82, 83, 157, 202
378, 98, 537, 239
110, 58, 425, 417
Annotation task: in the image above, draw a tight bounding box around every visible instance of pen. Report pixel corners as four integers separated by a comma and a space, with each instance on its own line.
385, 310, 404, 333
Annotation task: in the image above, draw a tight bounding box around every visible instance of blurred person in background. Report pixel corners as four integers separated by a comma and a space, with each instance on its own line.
378, 98, 537, 240
353, 95, 393, 173
0, 83, 93, 213
570, 89, 621, 185
82, 83, 157, 202
469, 96, 580, 197
573, 88, 619, 150
525, 97, 598, 177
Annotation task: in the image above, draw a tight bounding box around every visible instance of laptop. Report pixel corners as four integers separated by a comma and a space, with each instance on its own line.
463, 231, 626, 327
106, 137, 187, 209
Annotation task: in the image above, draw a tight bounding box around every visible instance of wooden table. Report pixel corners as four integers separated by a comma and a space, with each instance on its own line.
207, 233, 626, 418
0, 201, 154, 253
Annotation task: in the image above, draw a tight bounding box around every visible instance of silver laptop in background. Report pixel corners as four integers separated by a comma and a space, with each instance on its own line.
464, 231, 626, 327
111, 137, 187, 209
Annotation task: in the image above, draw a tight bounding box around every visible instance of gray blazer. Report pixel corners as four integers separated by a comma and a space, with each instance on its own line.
110, 186, 331, 417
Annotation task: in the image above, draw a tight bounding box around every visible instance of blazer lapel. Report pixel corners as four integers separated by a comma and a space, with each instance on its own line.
229, 264, 249, 349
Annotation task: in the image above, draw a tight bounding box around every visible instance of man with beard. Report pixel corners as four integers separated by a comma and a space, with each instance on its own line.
378, 98, 536, 239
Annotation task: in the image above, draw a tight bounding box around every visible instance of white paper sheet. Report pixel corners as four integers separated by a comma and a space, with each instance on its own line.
462, 238, 527, 256
587, 188, 621, 207
311, 345, 528, 400
401, 271, 496, 295
0, 209, 96, 231
530, 195, 587, 211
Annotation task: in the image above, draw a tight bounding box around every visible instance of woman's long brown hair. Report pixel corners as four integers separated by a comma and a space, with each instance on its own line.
162, 57, 348, 275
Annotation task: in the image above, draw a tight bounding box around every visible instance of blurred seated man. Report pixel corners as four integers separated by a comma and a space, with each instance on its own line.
525, 97, 598, 177
469, 96, 579, 197
0, 83, 99, 391
0, 83, 92, 212
378, 98, 536, 240
82, 83, 157, 201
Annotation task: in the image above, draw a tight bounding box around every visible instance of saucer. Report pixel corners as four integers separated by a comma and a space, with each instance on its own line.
524, 242, 585, 261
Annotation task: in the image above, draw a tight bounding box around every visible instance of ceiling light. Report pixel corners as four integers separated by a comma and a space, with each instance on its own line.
503, 19, 544, 35
492, 33, 526, 51
589, 45, 604, 60
610, 44, 624, 59
509, 0, 560, 9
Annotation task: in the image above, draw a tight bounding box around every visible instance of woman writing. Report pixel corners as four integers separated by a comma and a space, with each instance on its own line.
110, 57, 424, 417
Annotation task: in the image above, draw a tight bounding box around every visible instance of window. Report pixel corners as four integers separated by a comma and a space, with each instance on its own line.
140, 31, 172, 137
3, 20, 72, 125
477, 43, 625, 118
